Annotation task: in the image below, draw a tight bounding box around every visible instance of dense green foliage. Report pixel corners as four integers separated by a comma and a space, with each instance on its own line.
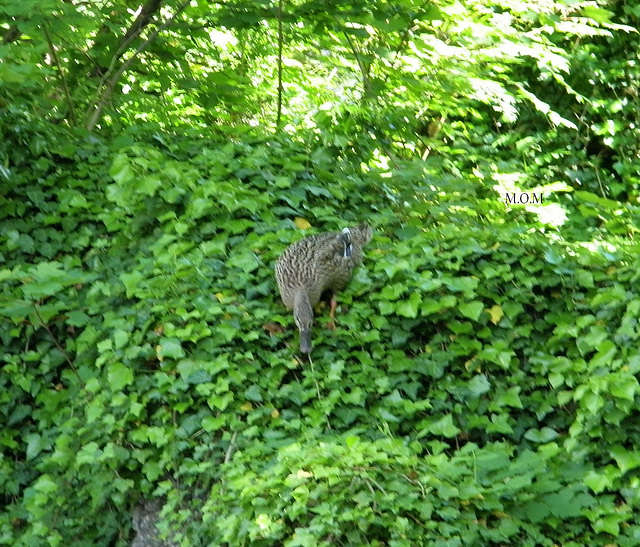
2, 0, 640, 545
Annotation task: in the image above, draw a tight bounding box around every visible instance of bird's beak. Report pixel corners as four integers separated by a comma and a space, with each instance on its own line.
300, 329, 312, 354
341, 227, 353, 258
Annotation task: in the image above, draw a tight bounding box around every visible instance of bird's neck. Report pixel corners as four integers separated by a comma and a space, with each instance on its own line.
294, 290, 313, 315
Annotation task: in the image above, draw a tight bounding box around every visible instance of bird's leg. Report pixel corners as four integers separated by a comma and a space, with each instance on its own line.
326, 295, 338, 330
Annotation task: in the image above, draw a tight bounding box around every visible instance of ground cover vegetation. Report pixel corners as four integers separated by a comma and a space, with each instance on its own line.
1, 0, 640, 544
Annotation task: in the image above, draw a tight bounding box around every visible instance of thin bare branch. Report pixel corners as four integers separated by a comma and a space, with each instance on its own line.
3, 24, 20, 44
32, 303, 82, 384
276, 0, 284, 130
224, 431, 238, 464
342, 29, 372, 98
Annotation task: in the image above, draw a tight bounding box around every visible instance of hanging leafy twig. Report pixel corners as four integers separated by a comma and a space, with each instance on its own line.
338, 21, 400, 166
381, 1, 431, 88
85, 0, 191, 131
42, 23, 77, 126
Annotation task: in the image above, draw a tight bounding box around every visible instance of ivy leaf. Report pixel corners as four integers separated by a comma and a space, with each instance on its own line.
113, 329, 129, 349
140, 174, 162, 196
524, 501, 550, 523
185, 370, 212, 385
589, 340, 616, 368
120, 271, 144, 298
109, 154, 135, 185
497, 387, 523, 408
107, 362, 133, 391
444, 277, 479, 292
378, 408, 400, 422
33, 474, 58, 494
67, 310, 90, 326
396, 292, 422, 318
228, 252, 260, 273
158, 338, 185, 360
468, 374, 491, 397
208, 393, 234, 411
575, 269, 594, 288
245, 385, 263, 402
378, 300, 396, 315
26, 433, 44, 461
577, 326, 608, 354
428, 414, 461, 438
458, 301, 484, 321
583, 470, 612, 493
609, 375, 639, 401
592, 515, 621, 536
610, 446, 640, 474
524, 427, 559, 443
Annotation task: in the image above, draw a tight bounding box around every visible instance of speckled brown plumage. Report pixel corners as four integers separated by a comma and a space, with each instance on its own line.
275, 223, 373, 353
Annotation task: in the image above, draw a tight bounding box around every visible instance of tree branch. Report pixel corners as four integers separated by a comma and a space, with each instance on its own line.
117, 0, 163, 57
85, 0, 191, 131
342, 29, 372, 98
93, 1, 165, 97
43, 23, 77, 126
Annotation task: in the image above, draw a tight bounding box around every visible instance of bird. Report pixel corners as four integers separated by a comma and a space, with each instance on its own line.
275, 223, 373, 353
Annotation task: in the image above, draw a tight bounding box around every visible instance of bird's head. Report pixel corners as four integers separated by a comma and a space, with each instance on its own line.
294, 292, 314, 353
353, 223, 373, 247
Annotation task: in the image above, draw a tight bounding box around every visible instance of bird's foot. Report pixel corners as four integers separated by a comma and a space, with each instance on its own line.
327, 295, 339, 330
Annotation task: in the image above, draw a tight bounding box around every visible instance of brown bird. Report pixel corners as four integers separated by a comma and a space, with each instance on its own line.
275, 223, 373, 353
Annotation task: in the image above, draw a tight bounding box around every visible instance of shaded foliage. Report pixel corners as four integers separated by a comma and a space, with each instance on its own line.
2, 128, 640, 544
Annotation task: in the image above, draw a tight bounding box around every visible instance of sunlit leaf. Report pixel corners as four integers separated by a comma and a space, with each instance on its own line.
294, 217, 312, 230
487, 305, 504, 325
